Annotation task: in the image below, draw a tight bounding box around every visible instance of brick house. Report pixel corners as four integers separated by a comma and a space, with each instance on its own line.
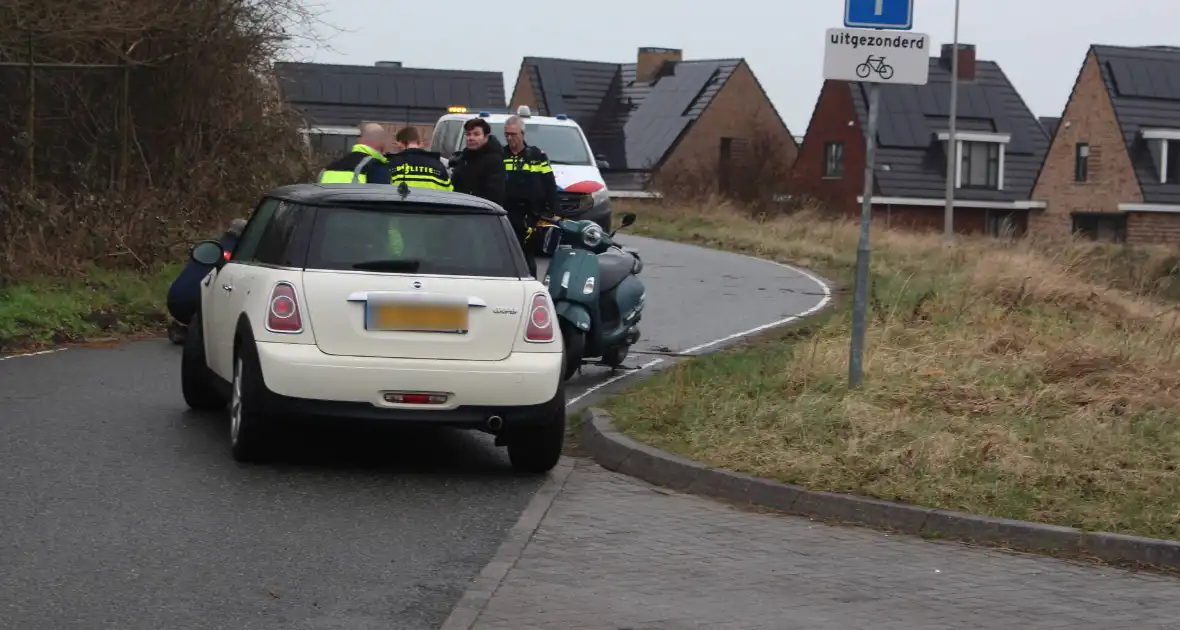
274, 61, 505, 156
508, 48, 797, 192
792, 44, 1049, 236
1029, 45, 1180, 245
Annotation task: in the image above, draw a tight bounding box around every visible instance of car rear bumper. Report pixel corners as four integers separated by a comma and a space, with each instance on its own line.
254, 341, 563, 424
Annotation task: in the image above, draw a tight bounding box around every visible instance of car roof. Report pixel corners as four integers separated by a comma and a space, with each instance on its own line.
265, 184, 507, 215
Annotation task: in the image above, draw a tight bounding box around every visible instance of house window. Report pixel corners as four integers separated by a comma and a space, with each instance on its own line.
823, 142, 844, 177
1075, 143, 1089, 182
960, 141, 1000, 188
307, 132, 356, 157
1167, 140, 1180, 183
1071, 212, 1126, 243
986, 211, 1019, 239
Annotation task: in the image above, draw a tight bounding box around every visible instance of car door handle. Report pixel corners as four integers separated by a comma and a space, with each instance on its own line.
222, 284, 233, 292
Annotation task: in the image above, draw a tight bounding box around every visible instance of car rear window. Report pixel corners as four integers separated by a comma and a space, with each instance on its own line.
306, 206, 522, 277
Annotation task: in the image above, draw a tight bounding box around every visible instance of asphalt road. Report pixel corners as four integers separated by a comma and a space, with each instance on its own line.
0, 235, 829, 630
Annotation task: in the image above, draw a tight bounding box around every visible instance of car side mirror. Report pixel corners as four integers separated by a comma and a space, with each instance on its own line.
620, 212, 636, 228
190, 240, 226, 267
595, 154, 610, 169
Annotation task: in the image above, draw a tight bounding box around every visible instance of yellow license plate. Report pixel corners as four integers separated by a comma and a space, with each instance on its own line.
368, 303, 468, 332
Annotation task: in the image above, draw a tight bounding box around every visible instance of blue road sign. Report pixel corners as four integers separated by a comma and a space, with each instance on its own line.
844, 0, 914, 30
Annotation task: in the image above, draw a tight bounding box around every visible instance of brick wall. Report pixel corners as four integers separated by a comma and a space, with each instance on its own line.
1029, 49, 1142, 238
790, 81, 865, 215
1127, 212, 1180, 245
660, 61, 798, 187
509, 64, 539, 112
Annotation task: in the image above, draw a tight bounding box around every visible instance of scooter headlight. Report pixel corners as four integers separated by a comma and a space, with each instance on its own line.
581, 223, 604, 247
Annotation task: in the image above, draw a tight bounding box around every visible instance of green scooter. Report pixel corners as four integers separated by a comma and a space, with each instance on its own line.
534, 212, 645, 380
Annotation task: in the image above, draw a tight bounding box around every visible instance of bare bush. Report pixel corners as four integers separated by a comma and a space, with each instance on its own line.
648, 113, 798, 211
0, 0, 322, 279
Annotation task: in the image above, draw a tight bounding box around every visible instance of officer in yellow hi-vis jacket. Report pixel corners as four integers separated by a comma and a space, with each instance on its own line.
317, 123, 392, 184
387, 127, 453, 191
502, 115, 559, 277
317, 123, 404, 254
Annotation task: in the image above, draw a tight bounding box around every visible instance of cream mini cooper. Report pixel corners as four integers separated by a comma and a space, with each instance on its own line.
180, 183, 566, 473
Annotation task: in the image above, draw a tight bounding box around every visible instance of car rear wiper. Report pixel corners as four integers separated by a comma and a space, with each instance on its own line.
351, 259, 421, 272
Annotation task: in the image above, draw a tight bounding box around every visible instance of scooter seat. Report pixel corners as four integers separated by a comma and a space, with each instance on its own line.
597, 252, 634, 293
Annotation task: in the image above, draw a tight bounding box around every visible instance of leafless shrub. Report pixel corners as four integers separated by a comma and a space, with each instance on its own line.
0, 0, 325, 279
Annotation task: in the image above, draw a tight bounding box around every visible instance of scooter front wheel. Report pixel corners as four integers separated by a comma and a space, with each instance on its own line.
559, 320, 585, 381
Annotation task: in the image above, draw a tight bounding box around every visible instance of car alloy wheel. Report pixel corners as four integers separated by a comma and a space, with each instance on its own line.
230, 357, 243, 445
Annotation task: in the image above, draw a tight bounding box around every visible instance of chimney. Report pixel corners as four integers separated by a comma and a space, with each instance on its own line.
636, 47, 682, 83
939, 44, 975, 80
375, 61, 402, 68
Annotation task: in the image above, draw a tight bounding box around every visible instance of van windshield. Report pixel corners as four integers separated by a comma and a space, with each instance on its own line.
487, 123, 592, 166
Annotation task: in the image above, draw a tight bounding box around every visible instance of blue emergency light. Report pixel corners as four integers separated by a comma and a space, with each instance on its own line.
478, 111, 490, 117
555, 114, 568, 120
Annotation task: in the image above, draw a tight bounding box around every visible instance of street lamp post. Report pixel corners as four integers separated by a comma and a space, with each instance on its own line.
943, 0, 961, 244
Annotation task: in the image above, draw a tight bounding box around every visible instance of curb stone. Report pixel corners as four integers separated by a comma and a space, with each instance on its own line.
580, 408, 1180, 572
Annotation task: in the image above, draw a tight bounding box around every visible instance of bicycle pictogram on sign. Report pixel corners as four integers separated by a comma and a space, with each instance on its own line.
856, 55, 894, 80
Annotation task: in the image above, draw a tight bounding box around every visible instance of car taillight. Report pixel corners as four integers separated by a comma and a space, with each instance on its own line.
266, 282, 302, 333
524, 292, 554, 342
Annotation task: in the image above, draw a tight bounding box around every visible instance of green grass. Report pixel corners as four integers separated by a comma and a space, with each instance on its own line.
602, 199, 1180, 541
0, 264, 181, 353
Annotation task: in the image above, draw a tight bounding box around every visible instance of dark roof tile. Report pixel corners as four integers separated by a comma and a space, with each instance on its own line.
274, 62, 505, 127
847, 57, 1049, 201
518, 56, 740, 169
1092, 45, 1180, 205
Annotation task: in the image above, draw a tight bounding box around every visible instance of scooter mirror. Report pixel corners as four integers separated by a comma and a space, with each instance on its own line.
539, 225, 562, 255
620, 212, 637, 228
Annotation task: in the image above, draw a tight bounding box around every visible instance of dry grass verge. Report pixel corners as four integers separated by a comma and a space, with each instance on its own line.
605, 198, 1180, 540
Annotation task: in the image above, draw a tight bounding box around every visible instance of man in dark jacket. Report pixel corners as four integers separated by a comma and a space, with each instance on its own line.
449, 118, 505, 206
388, 126, 453, 190
166, 219, 246, 343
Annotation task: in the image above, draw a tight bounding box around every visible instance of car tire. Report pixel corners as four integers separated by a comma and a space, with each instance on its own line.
229, 341, 274, 463
181, 312, 227, 411
559, 320, 584, 381
506, 382, 566, 474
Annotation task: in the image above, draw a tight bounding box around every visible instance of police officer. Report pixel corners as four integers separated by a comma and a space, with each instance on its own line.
387, 127, 453, 190
318, 123, 392, 184
502, 115, 559, 276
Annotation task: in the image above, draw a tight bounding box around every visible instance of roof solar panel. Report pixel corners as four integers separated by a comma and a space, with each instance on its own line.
1108, 56, 1180, 99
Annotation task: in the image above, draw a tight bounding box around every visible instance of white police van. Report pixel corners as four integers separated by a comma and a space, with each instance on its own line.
430, 106, 613, 230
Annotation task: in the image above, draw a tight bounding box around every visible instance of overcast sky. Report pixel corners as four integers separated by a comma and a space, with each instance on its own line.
292, 0, 1178, 135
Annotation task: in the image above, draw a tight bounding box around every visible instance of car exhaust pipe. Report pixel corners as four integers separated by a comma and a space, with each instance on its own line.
487, 415, 504, 431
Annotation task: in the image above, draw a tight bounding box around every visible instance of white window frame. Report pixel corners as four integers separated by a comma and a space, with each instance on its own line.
937, 131, 1010, 191
300, 126, 360, 156
823, 141, 844, 178
1142, 128, 1180, 184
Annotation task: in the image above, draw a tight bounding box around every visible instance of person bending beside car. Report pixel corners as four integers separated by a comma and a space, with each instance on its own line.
388, 126, 452, 190
166, 218, 247, 342
318, 123, 392, 184
450, 118, 505, 207
501, 115, 559, 276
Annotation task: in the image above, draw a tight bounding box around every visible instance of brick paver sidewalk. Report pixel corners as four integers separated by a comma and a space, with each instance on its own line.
445, 459, 1180, 630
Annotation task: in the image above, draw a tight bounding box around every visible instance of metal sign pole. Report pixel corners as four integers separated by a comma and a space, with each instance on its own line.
848, 82, 880, 389
942, 0, 961, 243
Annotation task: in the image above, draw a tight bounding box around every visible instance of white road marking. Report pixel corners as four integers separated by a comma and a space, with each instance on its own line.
0, 348, 67, 362
566, 259, 832, 407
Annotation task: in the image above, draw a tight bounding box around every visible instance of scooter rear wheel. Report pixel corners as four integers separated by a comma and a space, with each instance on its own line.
560, 320, 584, 381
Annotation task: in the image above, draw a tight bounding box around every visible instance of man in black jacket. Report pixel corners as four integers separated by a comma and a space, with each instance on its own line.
450, 118, 505, 207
